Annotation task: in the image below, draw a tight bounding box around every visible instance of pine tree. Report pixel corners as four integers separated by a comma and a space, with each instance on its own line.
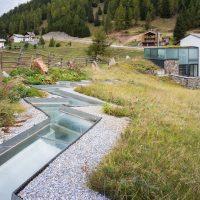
88, 5, 94, 23
133, 0, 140, 25
103, 0, 109, 14
161, 0, 171, 18
87, 28, 110, 58
145, 11, 152, 30
173, 14, 186, 43
114, 4, 126, 30
94, 12, 100, 26
124, 5, 132, 29
98, 6, 103, 15
104, 12, 112, 34
39, 36, 45, 47
49, 37, 55, 47
19, 19, 25, 35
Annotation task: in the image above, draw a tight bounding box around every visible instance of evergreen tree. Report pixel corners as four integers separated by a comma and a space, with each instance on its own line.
114, 4, 126, 30
19, 19, 25, 35
87, 28, 110, 58
161, 0, 171, 18
88, 5, 94, 23
98, 6, 103, 15
145, 11, 152, 30
103, 0, 109, 14
39, 36, 45, 47
104, 12, 112, 33
94, 12, 100, 26
173, 14, 186, 43
133, 0, 140, 25
49, 37, 55, 47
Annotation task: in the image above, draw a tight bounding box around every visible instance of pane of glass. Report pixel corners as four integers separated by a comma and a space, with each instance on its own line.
179, 65, 187, 76
189, 64, 198, 77
158, 49, 165, 59
144, 48, 150, 58
179, 48, 189, 65
189, 48, 199, 64
166, 49, 178, 59
189, 48, 198, 60
150, 48, 158, 59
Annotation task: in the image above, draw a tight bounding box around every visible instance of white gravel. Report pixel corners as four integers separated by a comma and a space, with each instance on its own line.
19, 106, 129, 200
0, 99, 47, 144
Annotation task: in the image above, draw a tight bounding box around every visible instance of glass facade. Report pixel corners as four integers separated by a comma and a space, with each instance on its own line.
144, 47, 199, 77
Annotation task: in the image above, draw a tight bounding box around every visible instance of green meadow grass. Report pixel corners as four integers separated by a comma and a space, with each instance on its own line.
76, 61, 200, 199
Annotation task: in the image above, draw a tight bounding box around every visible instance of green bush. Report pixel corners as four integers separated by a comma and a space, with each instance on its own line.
0, 100, 24, 127
56, 42, 61, 47
0, 101, 15, 127
11, 84, 45, 99
103, 103, 129, 117
0, 81, 45, 103
10, 68, 40, 77
133, 61, 158, 74
10, 66, 88, 85
49, 68, 88, 82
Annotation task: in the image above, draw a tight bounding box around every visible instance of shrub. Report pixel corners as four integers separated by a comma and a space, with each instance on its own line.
49, 37, 55, 47
0, 100, 24, 127
56, 42, 61, 47
49, 67, 88, 82
103, 103, 129, 117
10, 68, 39, 77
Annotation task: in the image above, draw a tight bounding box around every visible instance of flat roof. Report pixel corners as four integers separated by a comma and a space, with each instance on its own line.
144, 46, 198, 49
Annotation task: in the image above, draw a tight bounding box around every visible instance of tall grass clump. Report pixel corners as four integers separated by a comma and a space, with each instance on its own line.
76, 61, 200, 199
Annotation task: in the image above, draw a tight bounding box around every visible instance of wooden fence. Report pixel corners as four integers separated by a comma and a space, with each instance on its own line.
0, 48, 108, 71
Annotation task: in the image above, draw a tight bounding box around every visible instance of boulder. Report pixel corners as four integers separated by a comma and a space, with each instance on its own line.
32, 58, 48, 74
2, 71, 10, 78
109, 58, 116, 67
91, 61, 100, 71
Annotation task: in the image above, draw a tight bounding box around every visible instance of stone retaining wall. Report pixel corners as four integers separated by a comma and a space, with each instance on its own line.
170, 75, 200, 89
164, 60, 179, 75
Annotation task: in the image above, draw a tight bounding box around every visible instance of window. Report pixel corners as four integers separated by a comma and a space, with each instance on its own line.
166, 49, 178, 59
158, 49, 165, 59
150, 49, 158, 59
179, 48, 188, 65
179, 64, 199, 77
144, 49, 150, 58
189, 48, 198, 64
189, 64, 198, 77
179, 65, 188, 76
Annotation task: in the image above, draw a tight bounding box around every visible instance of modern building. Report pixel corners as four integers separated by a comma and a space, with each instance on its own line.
144, 34, 200, 77
0, 39, 6, 48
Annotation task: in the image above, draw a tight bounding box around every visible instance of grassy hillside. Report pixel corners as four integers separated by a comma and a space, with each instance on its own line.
76, 59, 200, 199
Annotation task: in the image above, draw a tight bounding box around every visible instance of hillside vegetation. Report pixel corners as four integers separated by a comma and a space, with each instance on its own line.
0, 0, 199, 41
76, 60, 200, 199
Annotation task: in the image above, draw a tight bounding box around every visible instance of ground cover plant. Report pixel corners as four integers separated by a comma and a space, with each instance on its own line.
76, 59, 200, 199
10, 66, 88, 85
0, 77, 45, 128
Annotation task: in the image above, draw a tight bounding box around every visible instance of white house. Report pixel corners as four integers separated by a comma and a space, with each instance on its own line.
24, 32, 36, 43
9, 34, 25, 43
0, 39, 6, 48
180, 34, 200, 76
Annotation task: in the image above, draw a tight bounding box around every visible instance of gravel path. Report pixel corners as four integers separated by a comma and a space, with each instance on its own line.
0, 99, 47, 144
19, 106, 129, 200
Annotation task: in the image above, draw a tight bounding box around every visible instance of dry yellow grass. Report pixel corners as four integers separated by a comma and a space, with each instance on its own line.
76, 60, 200, 199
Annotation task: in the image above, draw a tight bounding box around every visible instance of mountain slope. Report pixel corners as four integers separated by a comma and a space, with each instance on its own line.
0, 0, 199, 40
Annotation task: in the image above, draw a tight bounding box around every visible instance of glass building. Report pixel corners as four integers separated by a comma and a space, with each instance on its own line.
144, 47, 199, 77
